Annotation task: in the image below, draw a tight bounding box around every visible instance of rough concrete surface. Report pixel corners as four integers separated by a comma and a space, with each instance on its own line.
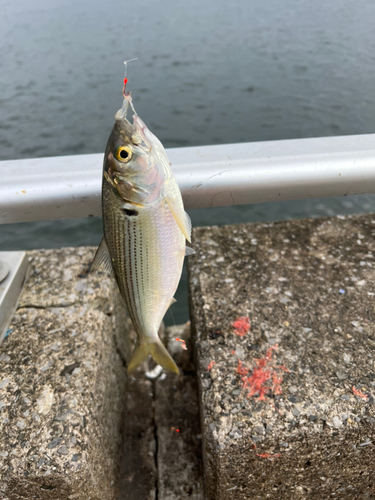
0, 247, 204, 500
0, 248, 131, 500
188, 214, 375, 499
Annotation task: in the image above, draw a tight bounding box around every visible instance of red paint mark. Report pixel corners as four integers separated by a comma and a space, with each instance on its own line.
175, 338, 187, 350
231, 350, 236, 355
352, 386, 368, 400
256, 453, 281, 460
237, 344, 286, 401
207, 360, 216, 371
232, 316, 251, 337
171, 427, 180, 433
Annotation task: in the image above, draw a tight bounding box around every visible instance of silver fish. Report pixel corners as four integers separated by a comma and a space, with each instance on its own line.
92, 94, 194, 374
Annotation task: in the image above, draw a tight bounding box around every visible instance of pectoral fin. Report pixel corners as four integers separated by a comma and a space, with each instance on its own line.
91, 237, 115, 278
165, 196, 192, 242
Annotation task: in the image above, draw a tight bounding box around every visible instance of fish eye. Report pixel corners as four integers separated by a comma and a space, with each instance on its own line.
115, 146, 132, 163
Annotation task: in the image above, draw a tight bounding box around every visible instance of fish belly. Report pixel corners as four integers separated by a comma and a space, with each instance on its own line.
103, 187, 185, 341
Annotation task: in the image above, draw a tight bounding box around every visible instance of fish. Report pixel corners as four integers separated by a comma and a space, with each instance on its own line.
92, 92, 194, 374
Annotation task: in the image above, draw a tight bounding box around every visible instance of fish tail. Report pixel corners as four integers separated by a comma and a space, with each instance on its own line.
127, 339, 179, 375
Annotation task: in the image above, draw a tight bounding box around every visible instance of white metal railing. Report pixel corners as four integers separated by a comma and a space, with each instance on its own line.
1, 134, 375, 225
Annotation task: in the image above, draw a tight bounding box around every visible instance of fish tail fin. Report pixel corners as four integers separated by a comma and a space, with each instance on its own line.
127, 339, 179, 375
127, 342, 150, 373
150, 339, 179, 374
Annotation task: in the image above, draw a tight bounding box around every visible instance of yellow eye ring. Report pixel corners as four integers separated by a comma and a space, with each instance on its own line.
115, 146, 132, 163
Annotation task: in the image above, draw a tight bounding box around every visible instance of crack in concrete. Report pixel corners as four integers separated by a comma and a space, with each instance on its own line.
18, 303, 78, 310
113, 333, 127, 368
17, 298, 112, 311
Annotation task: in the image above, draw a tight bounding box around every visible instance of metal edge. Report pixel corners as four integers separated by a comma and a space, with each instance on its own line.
0, 253, 30, 344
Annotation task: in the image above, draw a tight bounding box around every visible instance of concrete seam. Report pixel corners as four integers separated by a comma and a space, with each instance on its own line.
17, 303, 77, 309
112, 332, 127, 368
152, 379, 159, 500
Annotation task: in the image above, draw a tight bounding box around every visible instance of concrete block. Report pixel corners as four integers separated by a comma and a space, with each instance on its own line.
0, 248, 130, 500
188, 214, 375, 499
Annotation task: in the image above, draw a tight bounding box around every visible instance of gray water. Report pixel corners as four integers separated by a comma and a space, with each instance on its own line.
1, 0, 375, 323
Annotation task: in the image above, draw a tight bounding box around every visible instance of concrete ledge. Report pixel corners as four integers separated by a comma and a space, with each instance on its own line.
0, 248, 131, 500
188, 214, 375, 499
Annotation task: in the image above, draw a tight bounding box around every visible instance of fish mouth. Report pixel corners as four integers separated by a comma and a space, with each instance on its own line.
115, 94, 137, 122
114, 98, 150, 148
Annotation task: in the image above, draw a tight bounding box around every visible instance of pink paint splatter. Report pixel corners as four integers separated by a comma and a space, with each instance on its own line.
232, 316, 251, 337
236, 344, 285, 401
256, 453, 281, 460
207, 360, 216, 371
236, 359, 249, 376
352, 386, 368, 400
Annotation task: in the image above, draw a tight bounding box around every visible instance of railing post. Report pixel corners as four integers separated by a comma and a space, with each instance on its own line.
0, 252, 30, 343
0, 260, 10, 283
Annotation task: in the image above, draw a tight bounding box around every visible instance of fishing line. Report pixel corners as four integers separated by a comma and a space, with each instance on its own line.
168, 305, 177, 330
122, 58, 138, 96
119, 0, 138, 99
120, 59, 138, 119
